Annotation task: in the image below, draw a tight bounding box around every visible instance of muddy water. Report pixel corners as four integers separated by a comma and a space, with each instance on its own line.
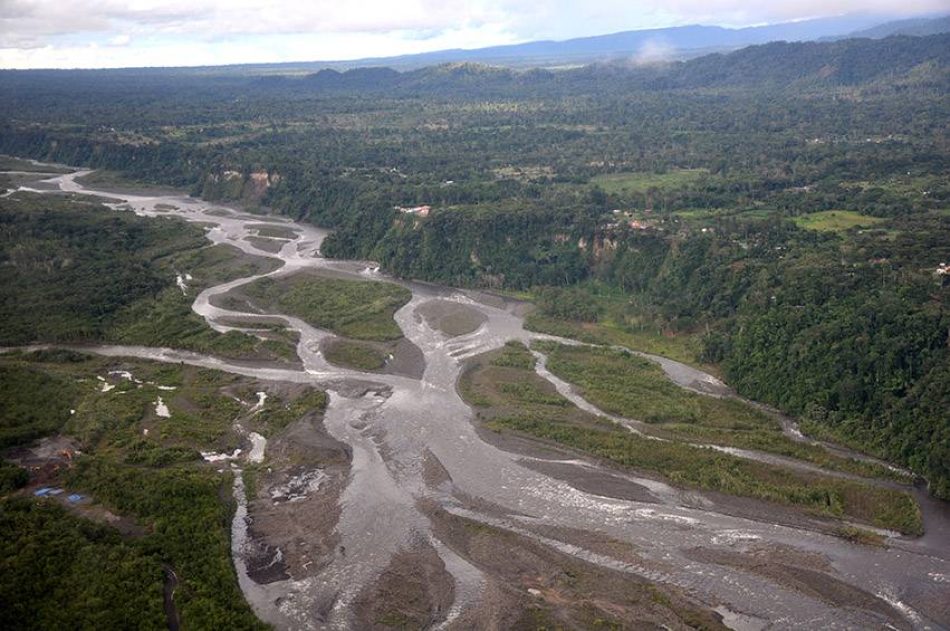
13, 169, 950, 629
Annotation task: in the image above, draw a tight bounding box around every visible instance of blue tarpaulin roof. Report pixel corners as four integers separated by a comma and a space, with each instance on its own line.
67, 494, 83, 503
33, 487, 52, 496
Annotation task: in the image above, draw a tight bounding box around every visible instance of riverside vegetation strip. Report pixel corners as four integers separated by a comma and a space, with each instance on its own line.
533, 342, 908, 480
462, 342, 922, 535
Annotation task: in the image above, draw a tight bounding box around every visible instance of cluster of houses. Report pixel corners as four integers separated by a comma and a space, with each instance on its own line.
609, 209, 655, 231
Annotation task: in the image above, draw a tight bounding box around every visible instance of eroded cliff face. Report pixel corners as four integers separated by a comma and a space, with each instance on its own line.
201, 168, 281, 206
577, 234, 619, 263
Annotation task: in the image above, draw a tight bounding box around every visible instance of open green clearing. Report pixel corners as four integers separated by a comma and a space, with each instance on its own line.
0, 154, 73, 173
459, 341, 600, 418
591, 169, 710, 195
792, 210, 886, 232
534, 341, 768, 428
74, 169, 184, 194
248, 223, 299, 240
460, 342, 920, 534
0, 349, 327, 629
240, 273, 411, 341
526, 314, 708, 371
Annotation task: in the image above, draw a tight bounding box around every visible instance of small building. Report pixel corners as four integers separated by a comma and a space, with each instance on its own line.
395, 205, 431, 218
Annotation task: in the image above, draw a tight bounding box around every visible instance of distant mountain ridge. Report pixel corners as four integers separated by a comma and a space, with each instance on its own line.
2, 27, 947, 100
289, 32, 950, 95
296, 13, 949, 72
844, 15, 950, 39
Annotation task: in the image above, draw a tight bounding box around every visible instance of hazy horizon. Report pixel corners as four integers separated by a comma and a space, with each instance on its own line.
1, 0, 946, 70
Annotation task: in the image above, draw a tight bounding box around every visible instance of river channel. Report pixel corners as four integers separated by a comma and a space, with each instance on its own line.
8, 167, 950, 629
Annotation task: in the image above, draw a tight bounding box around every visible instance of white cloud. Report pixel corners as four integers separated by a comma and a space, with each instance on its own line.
0, 0, 946, 68
631, 38, 676, 66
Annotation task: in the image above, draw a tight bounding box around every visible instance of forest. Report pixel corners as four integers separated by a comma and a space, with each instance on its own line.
0, 349, 276, 629
0, 31, 948, 496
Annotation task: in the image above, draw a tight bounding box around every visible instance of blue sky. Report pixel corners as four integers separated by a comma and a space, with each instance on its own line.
0, 0, 945, 69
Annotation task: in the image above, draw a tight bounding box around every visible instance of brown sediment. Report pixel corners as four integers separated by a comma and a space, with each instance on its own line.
522, 523, 644, 567
384, 337, 425, 379
320, 335, 425, 379
352, 542, 456, 630
423, 503, 727, 630
520, 458, 660, 503
244, 235, 287, 253
422, 448, 453, 489
417, 299, 488, 337
684, 545, 907, 627
243, 402, 351, 581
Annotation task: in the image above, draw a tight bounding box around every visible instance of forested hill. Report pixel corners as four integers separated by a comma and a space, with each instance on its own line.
845, 15, 950, 39
295, 33, 950, 94
644, 34, 950, 89
302, 13, 894, 69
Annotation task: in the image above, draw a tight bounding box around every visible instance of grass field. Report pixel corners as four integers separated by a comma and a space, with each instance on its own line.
533, 341, 767, 428
533, 342, 903, 481
0, 155, 73, 174
74, 169, 184, 194
241, 272, 411, 341
323, 339, 388, 370
792, 210, 886, 232
591, 169, 709, 195
459, 341, 595, 423
525, 314, 709, 371
459, 343, 921, 534
248, 223, 298, 240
